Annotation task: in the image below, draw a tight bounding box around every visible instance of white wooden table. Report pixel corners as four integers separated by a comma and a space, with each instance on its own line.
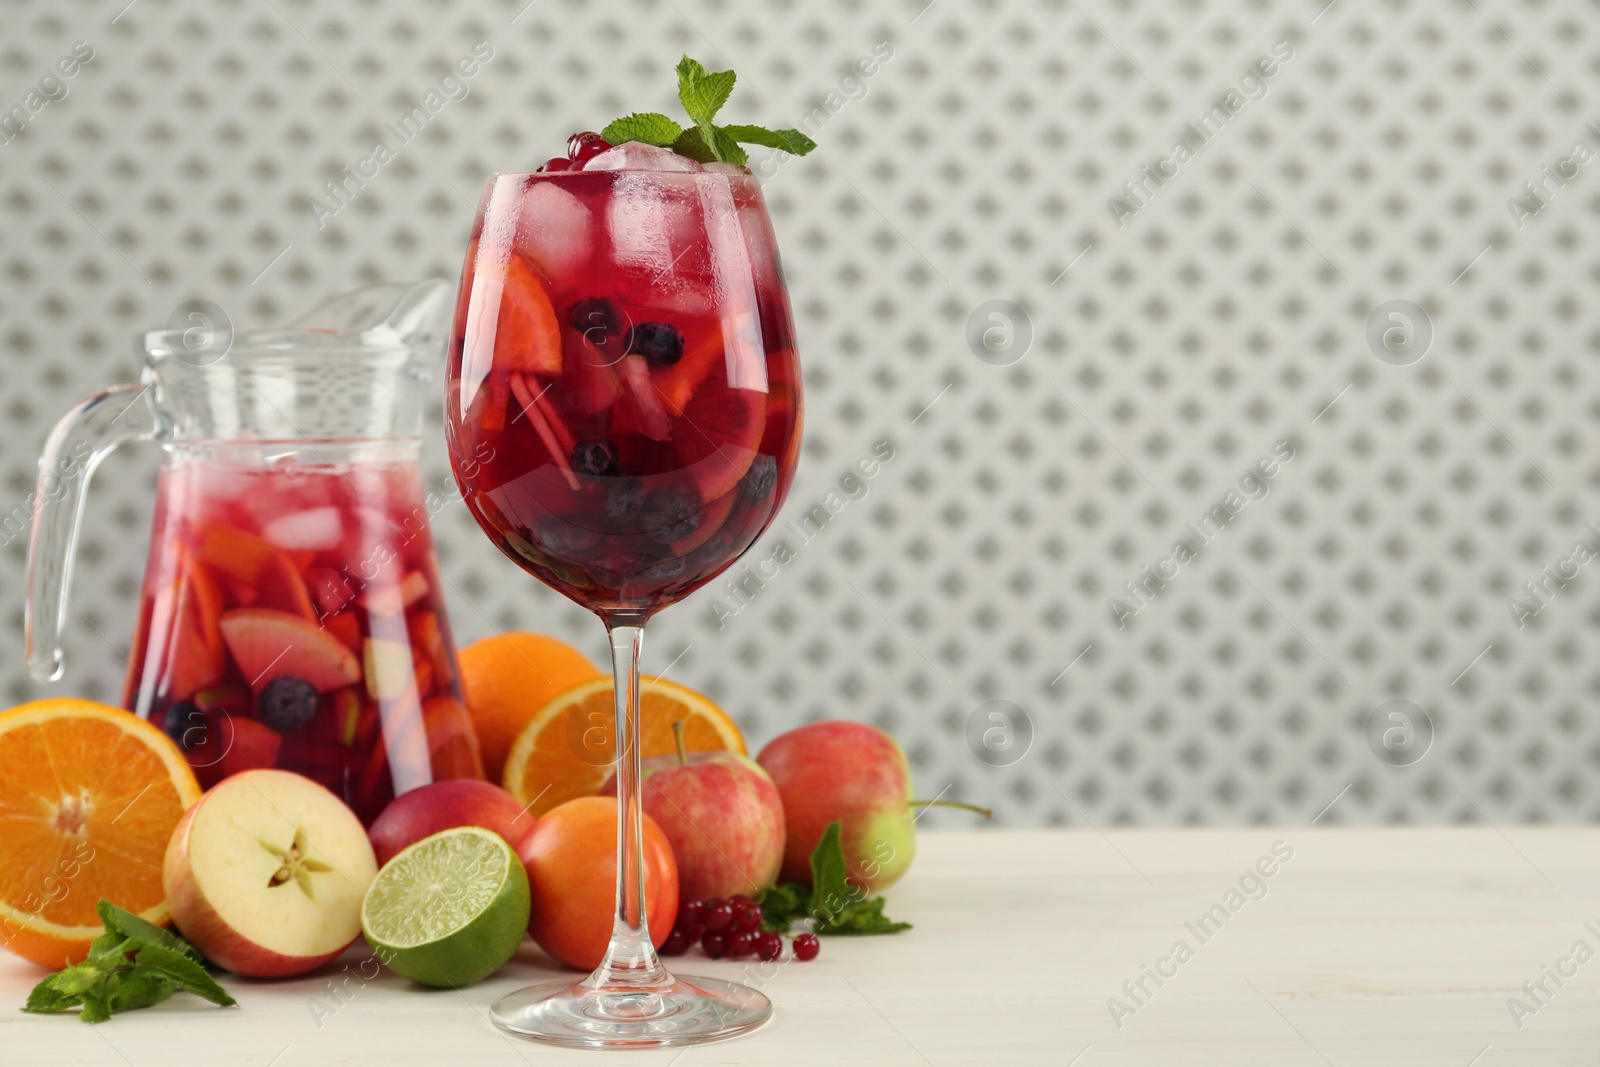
4, 828, 1598, 1065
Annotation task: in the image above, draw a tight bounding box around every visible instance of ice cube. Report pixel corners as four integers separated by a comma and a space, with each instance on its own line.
702, 162, 747, 175
608, 172, 714, 290
513, 181, 593, 284
584, 142, 702, 173
739, 201, 782, 302
262, 506, 343, 551
607, 173, 673, 274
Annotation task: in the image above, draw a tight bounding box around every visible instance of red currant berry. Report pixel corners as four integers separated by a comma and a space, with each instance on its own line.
732, 902, 763, 932
661, 929, 690, 956
539, 157, 573, 172
754, 932, 782, 961
728, 894, 755, 909
703, 898, 734, 932
792, 933, 820, 961
680, 921, 706, 943
701, 930, 729, 959
567, 131, 611, 164
727, 931, 754, 958
679, 899, 705, 926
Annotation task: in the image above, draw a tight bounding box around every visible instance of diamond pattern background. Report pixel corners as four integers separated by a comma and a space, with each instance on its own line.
1, 0, 1597, 827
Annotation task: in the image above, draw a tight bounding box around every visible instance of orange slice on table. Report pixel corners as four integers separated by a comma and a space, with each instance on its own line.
0, 699, 201, 969
502, 677, 746, 821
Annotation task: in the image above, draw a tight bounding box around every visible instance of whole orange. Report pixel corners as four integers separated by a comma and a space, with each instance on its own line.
516, 797, 678, 970
458, 632, 603, 783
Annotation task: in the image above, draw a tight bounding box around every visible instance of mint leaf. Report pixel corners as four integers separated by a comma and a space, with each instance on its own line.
76, 987, 112, 1024
24, 981, 81, 1014
709, 127, 748, 166
602, 112, 684, 148
807, 821, 858, 925
87, 931, 130, 962
45, 964, 107, 998
134, 945, 237, 1008
816, 895, 912, 936
722, 125, 817, 156
687, 69, 737, 123
97, 900, 202, 963
754, 882, 808, 931
675, 56, 735, 123
106, 972, 175, 1014
754, 828, 910, 935
671, 127, 716, 163
675, 54, 709, 88
600, 55, 816, 168
22, 899, 235, 1022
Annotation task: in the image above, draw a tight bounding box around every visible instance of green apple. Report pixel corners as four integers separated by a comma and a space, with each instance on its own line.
757, 721, 922, 892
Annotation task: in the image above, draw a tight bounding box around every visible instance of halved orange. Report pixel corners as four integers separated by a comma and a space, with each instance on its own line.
502, 677, 745, 820
0, 699, 201, 969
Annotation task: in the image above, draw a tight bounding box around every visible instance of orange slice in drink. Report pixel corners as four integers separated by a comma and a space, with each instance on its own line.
502, 677, 746, 820
0, 699, 202, 969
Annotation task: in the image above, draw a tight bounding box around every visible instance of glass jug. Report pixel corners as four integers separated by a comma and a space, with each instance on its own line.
25, 280, 483, 824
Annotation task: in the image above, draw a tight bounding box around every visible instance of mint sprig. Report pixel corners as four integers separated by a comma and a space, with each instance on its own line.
600, 54, 817, 167
755, 821, 911, 936
21, 900, 237, 1023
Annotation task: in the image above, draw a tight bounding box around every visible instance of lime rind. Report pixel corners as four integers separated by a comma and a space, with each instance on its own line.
362, 827, 513, 949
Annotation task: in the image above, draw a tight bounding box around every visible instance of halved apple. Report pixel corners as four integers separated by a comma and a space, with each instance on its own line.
163, 769, 378, 978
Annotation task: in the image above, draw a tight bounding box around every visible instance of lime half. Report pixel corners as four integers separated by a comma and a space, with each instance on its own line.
362, 826, 530, 987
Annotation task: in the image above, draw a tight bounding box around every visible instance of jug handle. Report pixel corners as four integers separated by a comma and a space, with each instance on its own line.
24, 383, 160, 683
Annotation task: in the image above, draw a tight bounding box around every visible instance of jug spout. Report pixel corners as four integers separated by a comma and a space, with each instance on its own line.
286, 279, 453, 347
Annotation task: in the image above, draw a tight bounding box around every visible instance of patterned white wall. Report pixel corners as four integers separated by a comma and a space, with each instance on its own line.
2, 0, 1597, 827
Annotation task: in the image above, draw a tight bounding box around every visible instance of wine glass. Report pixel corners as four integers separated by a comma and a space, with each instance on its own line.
444, 162, 801, 1048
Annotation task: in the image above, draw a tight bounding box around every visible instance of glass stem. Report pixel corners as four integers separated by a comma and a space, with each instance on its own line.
593, 621, 669, 992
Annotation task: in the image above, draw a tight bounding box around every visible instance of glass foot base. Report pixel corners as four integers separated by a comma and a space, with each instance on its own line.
489, 973, 772, 1049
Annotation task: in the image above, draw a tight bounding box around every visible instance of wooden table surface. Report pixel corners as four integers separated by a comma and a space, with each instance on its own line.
4, 827, 1598, 1065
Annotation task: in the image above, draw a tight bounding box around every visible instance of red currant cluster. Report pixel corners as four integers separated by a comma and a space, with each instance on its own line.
661, 895, 821, 963
539, 131, 612, 172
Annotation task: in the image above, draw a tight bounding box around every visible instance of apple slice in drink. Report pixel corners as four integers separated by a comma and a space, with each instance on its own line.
219, 608, 362, 693
163, 769, 379, 978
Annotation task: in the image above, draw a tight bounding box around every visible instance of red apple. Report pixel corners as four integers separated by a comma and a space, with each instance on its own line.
368, 779, 531, 867
601, 749, 784, 900
163, 769, 378, 978
757, 721, 915, 892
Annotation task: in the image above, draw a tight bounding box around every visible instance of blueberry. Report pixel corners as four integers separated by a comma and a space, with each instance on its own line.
571, 439, 619, 478
162, 700, 204, 750
625, 322, 684, 367
604, 476, 646, 519
534, 515, 602, 557
567, 298, 622, 345
639, 552, 687, 581
257, 676, 318, 733
740, 455, 779, 501
641, 485, 702, 541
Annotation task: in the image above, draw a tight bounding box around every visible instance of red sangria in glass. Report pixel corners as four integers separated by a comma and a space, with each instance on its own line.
446, 142, 802, 1046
